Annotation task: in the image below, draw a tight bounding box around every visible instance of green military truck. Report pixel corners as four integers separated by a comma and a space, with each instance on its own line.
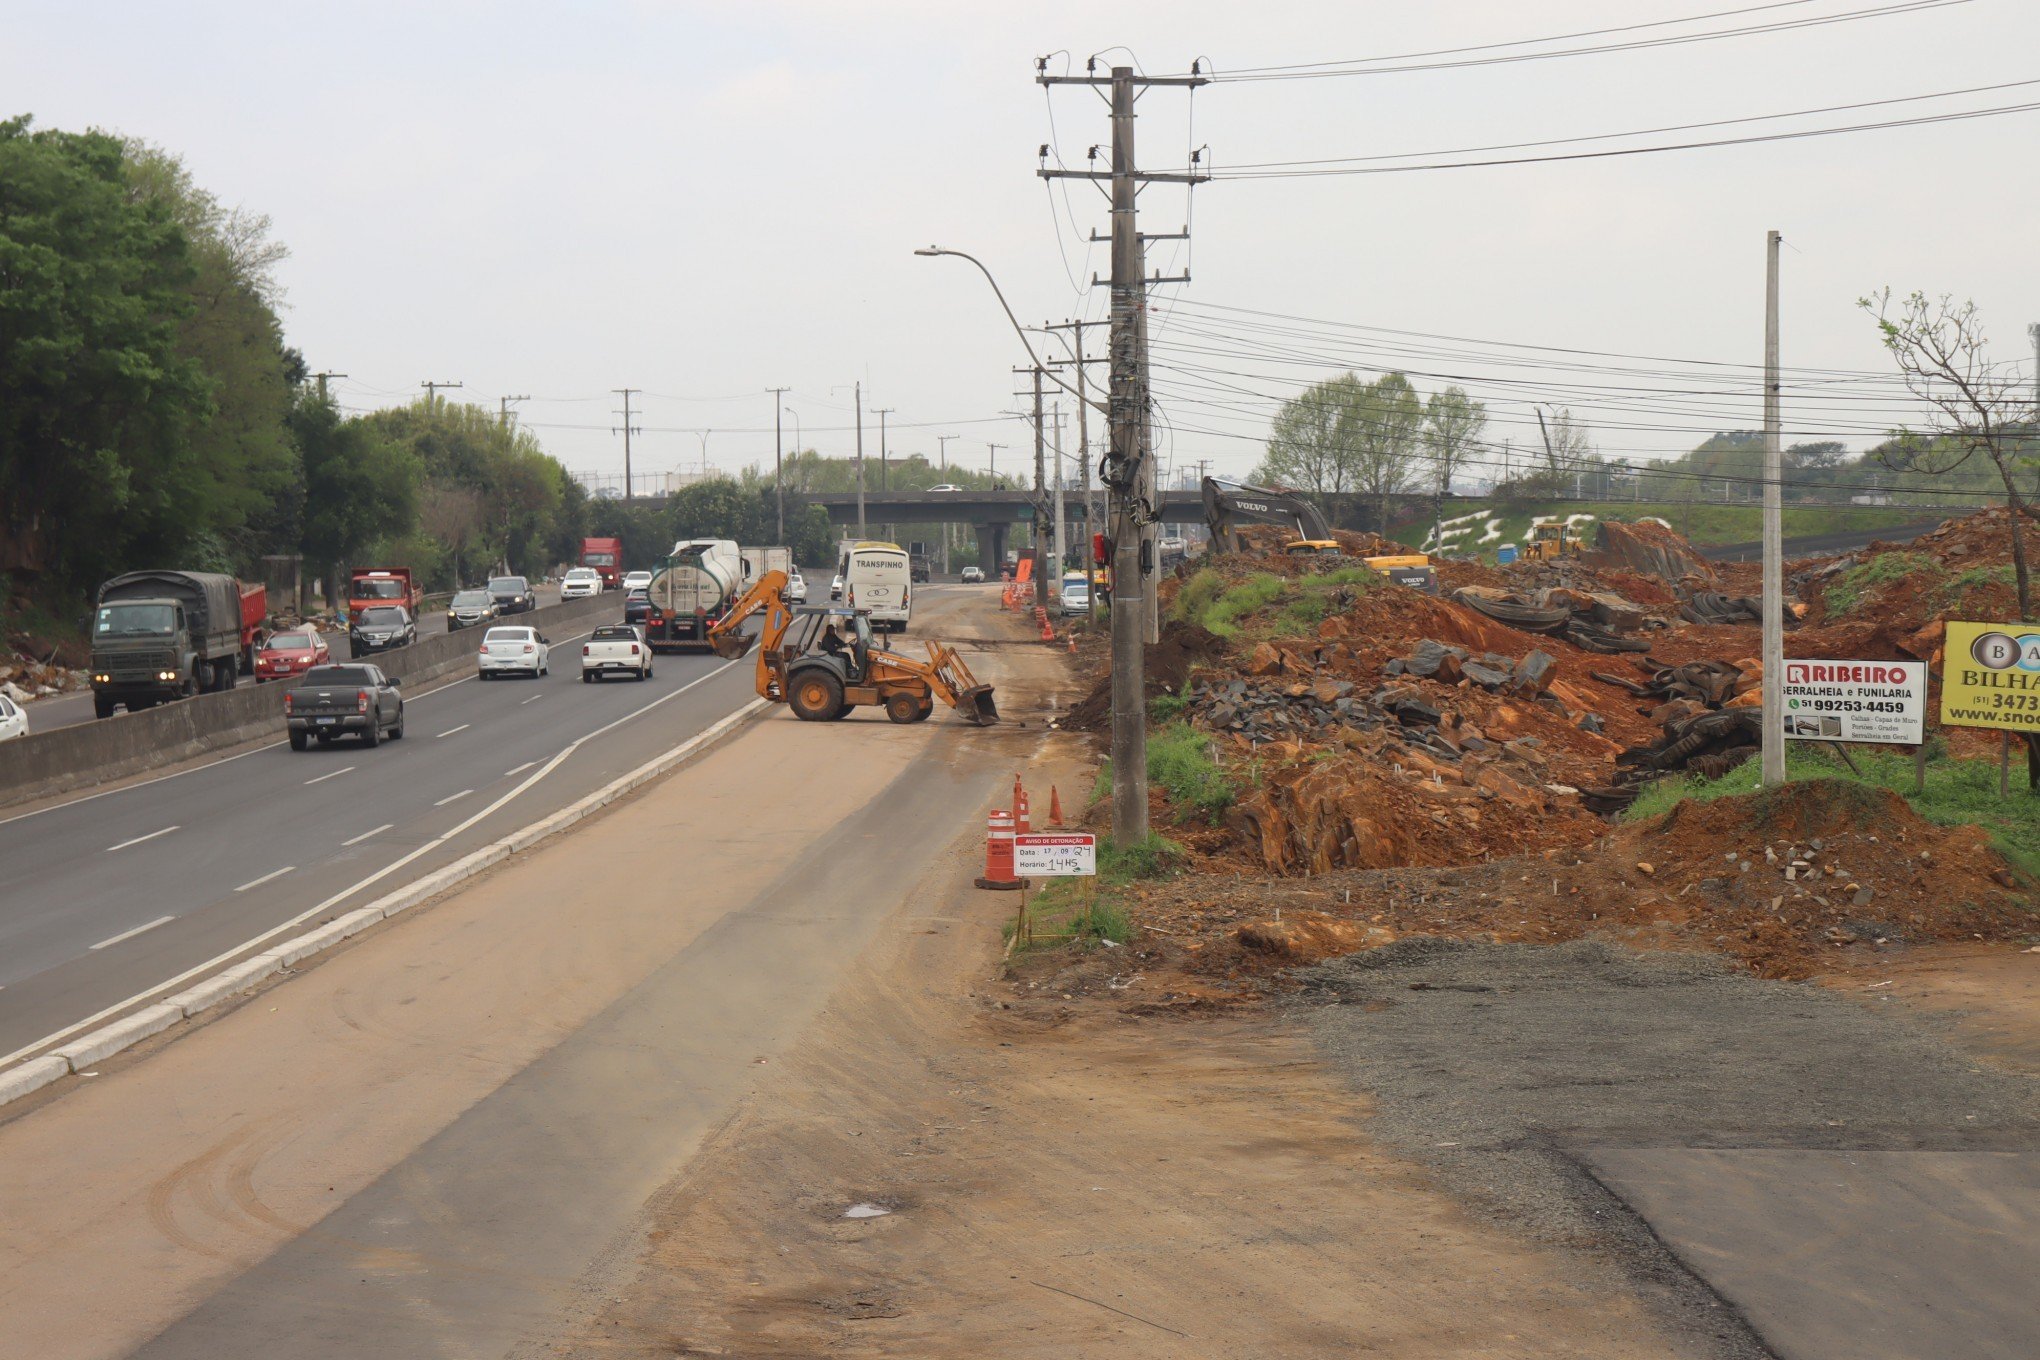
89, 570, 269, 718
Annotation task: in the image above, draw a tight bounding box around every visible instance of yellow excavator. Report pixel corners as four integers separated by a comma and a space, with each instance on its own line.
1524, 521, 1586, 562
707, 570, 999, 725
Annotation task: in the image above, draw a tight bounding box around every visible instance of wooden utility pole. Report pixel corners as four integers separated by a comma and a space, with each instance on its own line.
1761, 230, 1785, 787
854, 381, 866, 538
499, 394, 529, 429
420, 379, 463, 414
312, 371, 347, 402
874, 406, 895, 542
1046, 318, 1108, 626
612, 388, 641, 501
767, 387, 790, 542
1040, 61, 1206, 842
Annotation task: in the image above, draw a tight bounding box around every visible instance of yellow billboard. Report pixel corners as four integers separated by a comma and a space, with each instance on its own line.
1940, 620, 2040, 733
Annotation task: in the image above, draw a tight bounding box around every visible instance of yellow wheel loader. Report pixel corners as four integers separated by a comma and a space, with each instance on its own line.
707, 571, 998, 725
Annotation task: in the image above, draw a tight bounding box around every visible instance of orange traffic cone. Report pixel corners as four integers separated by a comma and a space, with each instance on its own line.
975, 808, 1020, 890
1047, 785, 1065, 828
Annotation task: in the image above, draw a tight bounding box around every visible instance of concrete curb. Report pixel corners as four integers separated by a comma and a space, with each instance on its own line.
0, 694, 771, 1113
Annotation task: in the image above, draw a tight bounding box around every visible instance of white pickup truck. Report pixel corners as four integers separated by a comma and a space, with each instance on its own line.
580, 623, 653, 682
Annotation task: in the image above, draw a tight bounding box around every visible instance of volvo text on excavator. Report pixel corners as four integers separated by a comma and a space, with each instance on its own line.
706, 570, 999, 725
1201, 477, 1436, 590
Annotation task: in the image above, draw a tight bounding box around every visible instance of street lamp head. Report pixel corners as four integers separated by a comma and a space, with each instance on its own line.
914, 246, 944, 257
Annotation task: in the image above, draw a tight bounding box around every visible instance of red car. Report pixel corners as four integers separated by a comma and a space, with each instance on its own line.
255, 629, 332, 682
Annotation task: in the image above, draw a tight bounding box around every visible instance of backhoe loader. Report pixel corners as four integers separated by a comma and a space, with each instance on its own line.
707, 570, 999, 725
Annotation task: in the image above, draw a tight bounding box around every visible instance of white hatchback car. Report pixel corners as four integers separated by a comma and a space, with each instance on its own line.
478, 625, 550, 679
0, 693, 27, 742
621, 570, 653, 593
787, 568, 809, 603
560, 567, 603, 600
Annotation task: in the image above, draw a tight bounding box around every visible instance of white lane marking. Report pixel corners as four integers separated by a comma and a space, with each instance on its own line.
504, 762, 536, 777
234, 866, 296, 893
0, 625, 610, 832
434, 789, 473, 807
303, 766, 355, 786
0, 658, 739, 1070
105, 826, 180, 853
90, 916, 176, 951
436, 724, 470, 738
0, 671, 482, 828
520, 694, 545, 705
343, 823, 393, 846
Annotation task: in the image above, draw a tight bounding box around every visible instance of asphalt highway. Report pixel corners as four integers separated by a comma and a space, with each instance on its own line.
0, 617, 758, 1064
20, 586, 559, 736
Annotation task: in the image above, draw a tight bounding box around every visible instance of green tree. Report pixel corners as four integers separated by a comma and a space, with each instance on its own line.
1256, 373, 1363, 498
0, 116, 211, 593
1350, 373, 1426, 535
1423, 386, 1486, 553
121, 139, 298, 563
293, 392, 421, 604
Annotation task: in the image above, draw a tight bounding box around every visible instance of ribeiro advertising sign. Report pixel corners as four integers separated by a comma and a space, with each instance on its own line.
1939, 621, 2040, 733
1781, 659, 1925, 745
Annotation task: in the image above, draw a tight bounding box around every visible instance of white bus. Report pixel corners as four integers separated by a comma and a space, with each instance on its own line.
839, 540, 911, 634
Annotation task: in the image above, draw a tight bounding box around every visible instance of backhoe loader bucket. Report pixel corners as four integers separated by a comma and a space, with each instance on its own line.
710, 632, 758, 661
955, 684, 1000, 726
927, 643, 999, 726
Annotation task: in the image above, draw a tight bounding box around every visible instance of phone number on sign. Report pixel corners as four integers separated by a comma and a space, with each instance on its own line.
1789, 698, 1911, 714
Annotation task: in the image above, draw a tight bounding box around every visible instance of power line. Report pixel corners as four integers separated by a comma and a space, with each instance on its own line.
1211, 98, 2040, 178
1219, 75, 2040, 171
1213, 0, 1973, 81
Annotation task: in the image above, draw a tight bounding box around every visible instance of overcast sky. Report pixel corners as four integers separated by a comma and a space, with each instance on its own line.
9, 0, 2037, 492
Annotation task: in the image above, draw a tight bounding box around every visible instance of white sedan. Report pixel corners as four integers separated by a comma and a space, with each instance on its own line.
622, 570, 653, 592
788, 569, 809, 603
0, 693, 27, 741
559, 567, 603, 600
478, 625, 551, 679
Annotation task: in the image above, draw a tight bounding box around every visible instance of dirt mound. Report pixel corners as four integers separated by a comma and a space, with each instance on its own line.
1060, 623, 1225, 733
1128, 779, 2030, 984
1583, 518, 1718, 587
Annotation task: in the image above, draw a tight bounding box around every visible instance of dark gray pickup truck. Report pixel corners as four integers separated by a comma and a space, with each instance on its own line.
283, 663, 405, 750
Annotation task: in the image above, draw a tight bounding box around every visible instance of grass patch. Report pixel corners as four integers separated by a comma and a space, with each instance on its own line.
1822, 551, 1942, 616
1148, 693, 1189, 723
1147, 722, 1236, 822
1171, 564, 1378, 641
1943, 563, 2017, 601
1006, 832, 1177, 953
1621, 745, 2040, 883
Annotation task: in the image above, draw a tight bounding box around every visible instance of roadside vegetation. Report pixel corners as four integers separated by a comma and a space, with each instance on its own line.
1006, 831, 1183, 952
1171, 565, 1380, 641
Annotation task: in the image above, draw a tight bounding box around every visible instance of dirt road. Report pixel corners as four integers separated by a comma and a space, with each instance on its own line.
540, 855, 1698, 1358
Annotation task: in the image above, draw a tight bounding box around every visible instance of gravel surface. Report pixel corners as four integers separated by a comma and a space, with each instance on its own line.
1290, 939, 2040, 1357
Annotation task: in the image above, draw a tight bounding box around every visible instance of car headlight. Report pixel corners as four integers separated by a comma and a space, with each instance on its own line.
157, 670, 177, 681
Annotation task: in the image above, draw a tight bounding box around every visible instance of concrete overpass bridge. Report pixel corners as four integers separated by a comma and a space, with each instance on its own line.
784, 488, 1422, 566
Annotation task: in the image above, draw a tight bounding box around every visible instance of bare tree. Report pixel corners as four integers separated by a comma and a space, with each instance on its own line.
418, 482, 487, 587
1863, 288, 2039, 788
1862, 289, 2035, 615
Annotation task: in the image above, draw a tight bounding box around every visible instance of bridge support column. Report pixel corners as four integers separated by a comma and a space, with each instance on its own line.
973, 522, 1012, 578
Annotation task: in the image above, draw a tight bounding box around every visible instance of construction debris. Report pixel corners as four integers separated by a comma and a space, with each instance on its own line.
1057, 506, 2033, 987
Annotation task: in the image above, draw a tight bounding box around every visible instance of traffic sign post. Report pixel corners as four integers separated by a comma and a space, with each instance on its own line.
1009, 833, 1098, 951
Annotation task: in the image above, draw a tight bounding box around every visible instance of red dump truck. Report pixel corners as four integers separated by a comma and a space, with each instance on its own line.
348, 567, 421, 624
580, 537, 624, 590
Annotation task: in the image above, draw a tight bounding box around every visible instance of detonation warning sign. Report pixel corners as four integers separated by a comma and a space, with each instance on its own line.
1781, 659, 1925, 745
